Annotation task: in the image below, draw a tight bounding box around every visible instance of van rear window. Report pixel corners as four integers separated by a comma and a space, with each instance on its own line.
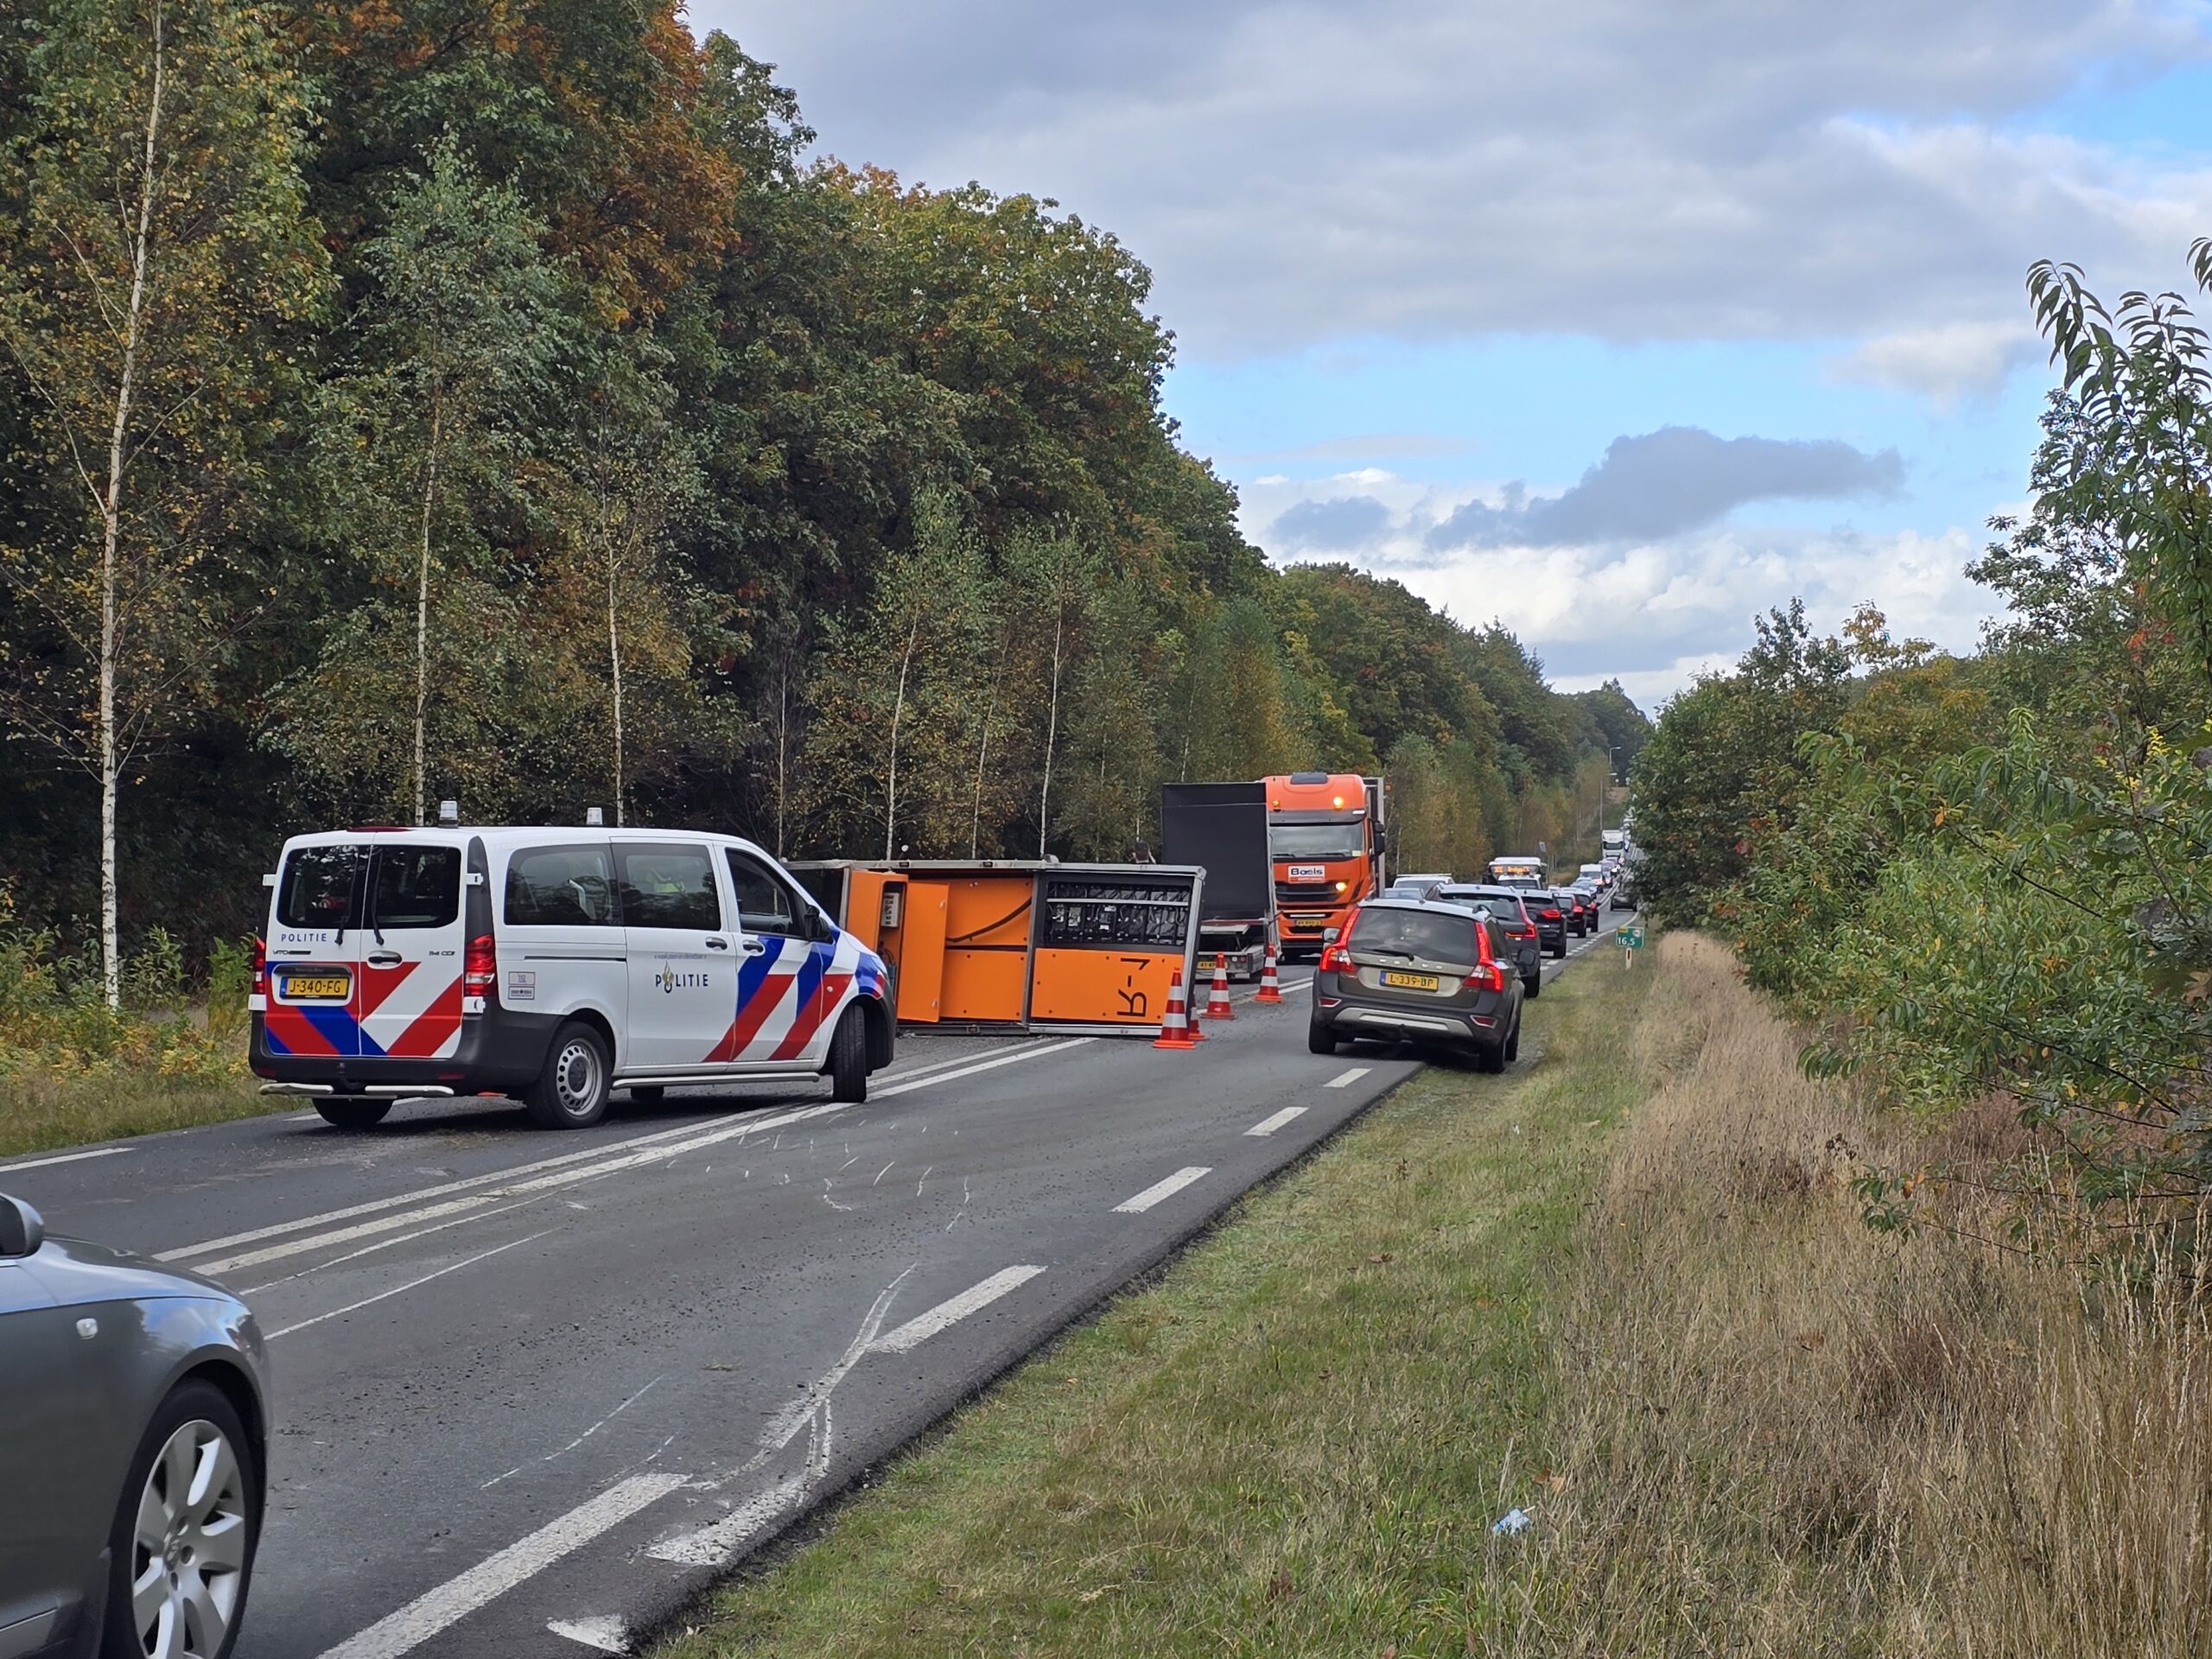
368, 846, 461, 930
276, 845, 362, 929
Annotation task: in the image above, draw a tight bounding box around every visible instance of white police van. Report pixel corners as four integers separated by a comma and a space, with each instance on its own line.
250, 824, 894, 1129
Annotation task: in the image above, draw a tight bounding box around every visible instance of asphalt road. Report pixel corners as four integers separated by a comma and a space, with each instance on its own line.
5, 908, 1631, 1657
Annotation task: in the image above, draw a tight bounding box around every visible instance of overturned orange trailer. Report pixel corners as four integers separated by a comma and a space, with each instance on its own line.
786, 861, 1205, 1036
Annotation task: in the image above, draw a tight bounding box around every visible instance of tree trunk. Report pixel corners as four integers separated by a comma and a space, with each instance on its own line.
885, 613, 920, 861
605, 512, 625, 827
970, 642, 1006, 860
96, 0, 168, 1010
1038, 604, 1065, 858
412, 399, 442, 826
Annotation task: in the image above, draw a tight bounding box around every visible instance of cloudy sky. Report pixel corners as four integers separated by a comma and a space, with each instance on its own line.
688, 0, 2212, 706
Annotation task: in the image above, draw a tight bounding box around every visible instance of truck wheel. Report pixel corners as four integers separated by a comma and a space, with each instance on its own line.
828, 1008, 868, 1103
315, 1098, 391, 1129
524, 1021, 611, 1129
1306, 1018, 1338, 1055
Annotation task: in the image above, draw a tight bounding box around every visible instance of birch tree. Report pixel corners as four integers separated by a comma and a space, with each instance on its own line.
0, 0, 324, 1005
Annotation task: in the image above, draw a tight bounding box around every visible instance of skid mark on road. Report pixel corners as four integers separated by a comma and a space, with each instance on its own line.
483, 1376, 665, 1491
267, 1230, 550, 1340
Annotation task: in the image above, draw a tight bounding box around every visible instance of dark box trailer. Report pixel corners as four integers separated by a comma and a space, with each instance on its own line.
1160, 781, 1274, 981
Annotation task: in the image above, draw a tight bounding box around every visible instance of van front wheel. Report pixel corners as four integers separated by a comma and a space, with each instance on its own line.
525, 1022, 612, 1129
828, 1008, 868, 1104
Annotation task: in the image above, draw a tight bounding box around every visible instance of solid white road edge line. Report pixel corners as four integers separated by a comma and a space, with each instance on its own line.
188, 1103, 849, 1276
646, 1474, 806, 1571
1113, 1166, 1211, 1215
315, 1471, 688, 1659
868, 1265, 1046, 1357
1324, 1066, 1372, 1090
870, 1037, 1092, 1099
0, 1145, 130, 1173
265, 1230, 550, 1340
157, 1103, 836, 1263
1244, 1106, 1307, 1136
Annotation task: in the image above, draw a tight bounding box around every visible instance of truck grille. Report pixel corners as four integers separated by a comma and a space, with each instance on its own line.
1275, 881, 1337, 904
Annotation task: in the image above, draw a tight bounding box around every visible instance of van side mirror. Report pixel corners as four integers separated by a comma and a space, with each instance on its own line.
0, 1195, 45, 1258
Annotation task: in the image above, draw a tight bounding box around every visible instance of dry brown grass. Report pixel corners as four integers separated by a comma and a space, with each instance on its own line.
1511, 931, 2212, 1656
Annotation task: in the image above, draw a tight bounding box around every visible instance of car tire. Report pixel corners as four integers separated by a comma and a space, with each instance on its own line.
1524, 971, 1541, 1000
524, 1021, 612, 1129
103, 1379, 260, 1659
828, 1007, 868, 1103
1306, 1018, 1338, 1055
1503, 1013, 1521, 1064
1552, 937, 1567, 959
627, 1084, 666, 1104
314, 1097, 391, 1130
1475, 1038, 1506, 1074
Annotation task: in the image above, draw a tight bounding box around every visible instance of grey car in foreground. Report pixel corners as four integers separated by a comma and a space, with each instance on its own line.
0, 1192, 268, 1659
1308, 899, 1525, 1071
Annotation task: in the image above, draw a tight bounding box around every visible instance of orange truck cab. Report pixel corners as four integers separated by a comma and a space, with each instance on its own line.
1266, 771, 1389, 957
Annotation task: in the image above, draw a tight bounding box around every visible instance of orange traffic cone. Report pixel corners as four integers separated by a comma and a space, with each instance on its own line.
1204, 952, 1235, 1020
1255, 941, 1284, 1003
1154, 967, 1198, 1049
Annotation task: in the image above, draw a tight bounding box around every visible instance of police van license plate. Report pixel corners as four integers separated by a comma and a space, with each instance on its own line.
1381, 969, 1440, 990
278, 970, 351, 1001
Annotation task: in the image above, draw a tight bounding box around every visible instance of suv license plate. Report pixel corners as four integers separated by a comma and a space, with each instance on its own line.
279, 971, 351, 1001
1380, 970, 1440, 990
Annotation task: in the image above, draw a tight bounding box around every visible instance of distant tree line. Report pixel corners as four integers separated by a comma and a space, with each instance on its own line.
0, 0, 1642, 1001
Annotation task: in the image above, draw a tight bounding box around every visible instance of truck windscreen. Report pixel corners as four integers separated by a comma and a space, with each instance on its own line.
1269, 823, 1364, 861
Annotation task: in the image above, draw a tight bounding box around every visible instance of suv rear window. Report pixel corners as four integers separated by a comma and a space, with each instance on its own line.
276, 844, 361, 930
1347, 906, 1479, 965
367, 845, 461, 929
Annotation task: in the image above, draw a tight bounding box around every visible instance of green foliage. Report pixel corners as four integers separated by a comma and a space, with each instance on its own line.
0, 3, 1645, 1010
1638, 245, 2212, 1221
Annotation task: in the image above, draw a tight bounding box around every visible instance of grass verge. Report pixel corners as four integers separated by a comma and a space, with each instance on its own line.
0, 1068, 272, 1163
657, 938, 1662, 1658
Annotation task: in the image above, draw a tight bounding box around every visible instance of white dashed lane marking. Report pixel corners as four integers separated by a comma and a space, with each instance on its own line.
1113, 1166, 1212, 1214
868, 1265, 1048, 1356
1324, 1066, 1371, 1089
1244, 1106, 1307, 1136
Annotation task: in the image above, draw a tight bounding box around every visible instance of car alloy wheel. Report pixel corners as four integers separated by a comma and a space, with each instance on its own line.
130, 1419, 250, 1659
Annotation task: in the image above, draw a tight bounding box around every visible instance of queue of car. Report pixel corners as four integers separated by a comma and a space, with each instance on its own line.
1306, 846, 1637, 1071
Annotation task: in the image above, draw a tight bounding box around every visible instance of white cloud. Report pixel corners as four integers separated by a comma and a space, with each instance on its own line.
1827, 320, 2044, 408
693, 0, 2212, 360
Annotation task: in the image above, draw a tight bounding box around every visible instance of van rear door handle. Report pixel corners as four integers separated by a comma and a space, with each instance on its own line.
366, 951, 401, 967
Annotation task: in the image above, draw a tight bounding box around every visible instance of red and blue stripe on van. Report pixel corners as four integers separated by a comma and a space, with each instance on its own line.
262, 962, 462, 1059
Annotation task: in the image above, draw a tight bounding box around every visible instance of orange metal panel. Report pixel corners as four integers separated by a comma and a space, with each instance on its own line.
1028, 947, 1185, 1027
897, 881, 949, 1024
938, 875, 1033, 1023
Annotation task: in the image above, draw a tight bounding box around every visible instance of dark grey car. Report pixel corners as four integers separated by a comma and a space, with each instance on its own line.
1308, 899, 1524, 1071
1431, 884, 1544, 998
0, 1192, 268, 1659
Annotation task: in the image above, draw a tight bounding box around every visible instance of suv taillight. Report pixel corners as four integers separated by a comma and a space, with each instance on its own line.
1539, 906, 1560, 919
251, 935, 268, 1000
1465, 962, 1508, 993
1319, 942, 1352, 975
463, 932, 496, 997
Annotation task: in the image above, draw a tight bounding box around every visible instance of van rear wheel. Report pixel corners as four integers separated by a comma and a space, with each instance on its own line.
525, 1022, 612, 1129
828, 1008, 868, 1104
315, 1098, 391, 1129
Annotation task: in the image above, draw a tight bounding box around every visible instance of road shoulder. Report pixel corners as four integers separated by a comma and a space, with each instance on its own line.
651, 931, 1659, 1658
